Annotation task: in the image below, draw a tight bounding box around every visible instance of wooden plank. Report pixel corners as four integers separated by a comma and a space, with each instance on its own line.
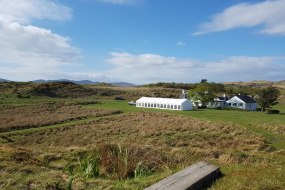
145, 161, 220, 190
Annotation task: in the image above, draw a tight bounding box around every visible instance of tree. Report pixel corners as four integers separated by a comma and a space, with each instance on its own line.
189, 82, 215, 108
256, 86, 280, 113
200, 79, 208, 83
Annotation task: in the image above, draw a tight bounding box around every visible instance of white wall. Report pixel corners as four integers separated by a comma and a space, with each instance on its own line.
136, 98, 192, 111
227, 96, 257, 111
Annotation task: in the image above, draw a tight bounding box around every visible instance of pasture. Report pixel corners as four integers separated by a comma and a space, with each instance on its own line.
0, 85, 285, 189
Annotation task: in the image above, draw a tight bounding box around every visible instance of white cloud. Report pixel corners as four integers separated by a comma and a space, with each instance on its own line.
0, 0, 72, 24
97, 0, 141, 5
3, 50, 284, 83
193, 0, 285, 36
104, 52, 285, 84
176, 41, 186, 46
0, 0, 80, 81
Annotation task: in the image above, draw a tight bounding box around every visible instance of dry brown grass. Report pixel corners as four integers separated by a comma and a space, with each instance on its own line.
1, 112, 283, 189
0, 104, 120, 132
256, 124, 285, 135
12, 112, 266, 156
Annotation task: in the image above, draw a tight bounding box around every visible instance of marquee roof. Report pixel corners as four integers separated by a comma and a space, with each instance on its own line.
136, 97, 191, 104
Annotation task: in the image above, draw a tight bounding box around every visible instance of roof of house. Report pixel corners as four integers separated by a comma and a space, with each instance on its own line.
216, 97, 229, 101
136, 97, 191, 104
235, 95, 256, 103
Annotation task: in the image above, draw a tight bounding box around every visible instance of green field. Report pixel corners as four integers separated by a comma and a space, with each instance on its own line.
0, 83, 285, 189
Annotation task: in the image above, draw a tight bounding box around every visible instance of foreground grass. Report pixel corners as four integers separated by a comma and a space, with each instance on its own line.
1, 97, 285, 189
2, 112, 284, 189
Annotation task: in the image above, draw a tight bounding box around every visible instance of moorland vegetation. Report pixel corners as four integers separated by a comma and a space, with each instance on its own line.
0, 80, 284, 189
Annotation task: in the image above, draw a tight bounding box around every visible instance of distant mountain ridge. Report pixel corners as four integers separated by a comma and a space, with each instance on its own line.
0, 78, 10, 82
111, 82, 136, 87
224, 80, 285, 85
32, 79, 98, 85
1, 78, 284, 87
31, 79, 136, 86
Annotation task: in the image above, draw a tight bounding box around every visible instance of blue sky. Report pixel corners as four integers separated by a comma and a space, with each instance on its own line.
0, 0, 285, 84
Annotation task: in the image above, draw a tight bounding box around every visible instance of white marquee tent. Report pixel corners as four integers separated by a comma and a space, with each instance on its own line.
136, 97, 192, 111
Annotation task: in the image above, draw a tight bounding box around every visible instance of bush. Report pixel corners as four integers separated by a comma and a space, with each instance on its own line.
215, 106, 222, 110
114, 96, 126, 100
223, 107, 250, 112
265, 109, 280, 114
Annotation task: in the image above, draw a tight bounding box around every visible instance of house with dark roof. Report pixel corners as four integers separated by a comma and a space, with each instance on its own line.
207, 94, 229, 108
226, 95, 257, 111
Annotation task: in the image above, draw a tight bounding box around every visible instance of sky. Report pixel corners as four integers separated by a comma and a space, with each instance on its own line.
0, 0, 285, 84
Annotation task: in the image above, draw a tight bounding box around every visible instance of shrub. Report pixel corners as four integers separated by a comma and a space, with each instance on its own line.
99, 144, 159, 180
265, 109, 280, 114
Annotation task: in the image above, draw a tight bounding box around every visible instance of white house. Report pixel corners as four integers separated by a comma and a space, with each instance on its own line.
226, 95, 257, 111
136, 97, 192, 111
207, 94, 229, 109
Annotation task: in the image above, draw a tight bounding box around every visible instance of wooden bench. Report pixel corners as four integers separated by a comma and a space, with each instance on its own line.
145, 161, 220, 190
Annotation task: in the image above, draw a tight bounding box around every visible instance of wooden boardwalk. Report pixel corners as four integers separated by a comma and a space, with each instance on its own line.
145, 161, 220, 190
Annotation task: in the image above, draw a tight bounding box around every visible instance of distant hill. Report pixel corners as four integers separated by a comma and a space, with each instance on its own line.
31, 79, 136, 86
0, 78, 10, 82
223, 80, 285, 91
32, 79, 99, 85
111, 82, 136, 87
224, 80, 285, 87
275, 80, 285, 85
29, 81, 95, 98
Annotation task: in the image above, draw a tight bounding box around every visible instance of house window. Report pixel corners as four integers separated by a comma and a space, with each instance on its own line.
228, 103, 231, 106
164, 104, 166, 108
174, 105, 177, 109
161, 104, 164, 108
148, 103, 150, 107
178, 105, 181, 110
154, 104, 156, 108
167, 105, 170, 109
239, 103, 243, 106
171, 105, 173, 109
233, 103, 237, 106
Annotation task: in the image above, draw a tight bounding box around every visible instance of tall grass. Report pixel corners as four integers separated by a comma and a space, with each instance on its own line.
78, 156, 100, 179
